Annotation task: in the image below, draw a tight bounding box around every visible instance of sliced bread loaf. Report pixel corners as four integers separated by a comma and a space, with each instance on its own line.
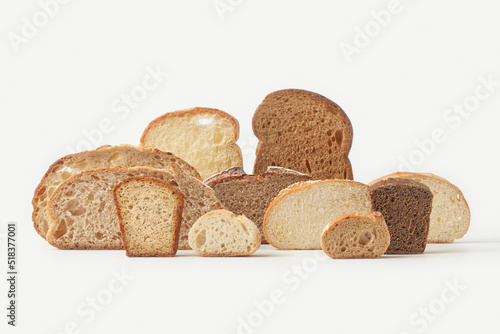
46, 165, 223, 250
321, 212, 390, 259
263, 180, 372, 249
188, 209, 260, 256
252, 89, 353, 180
32, 144, 200, 240
204, 166, 312, 243
369, 172, 470, 243
114, 177, 184, 257
140, 107, 243, 180
369, 178, 433, 254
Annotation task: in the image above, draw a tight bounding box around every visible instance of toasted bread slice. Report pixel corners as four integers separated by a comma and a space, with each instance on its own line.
369, 178, 433, 254
263, 180, 372, 250
140, 107, 243, 180
188, 210, 260, 256
32, 144, 200, 239
46, 165, 223, 250
204, 167, 312, 243
114, 177, 184, 257
321, 212, 390, 259
369, 172, 470, 243
253, 89, 353, 180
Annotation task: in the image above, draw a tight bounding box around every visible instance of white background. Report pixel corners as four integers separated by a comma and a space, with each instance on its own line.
1, 1, 500, 333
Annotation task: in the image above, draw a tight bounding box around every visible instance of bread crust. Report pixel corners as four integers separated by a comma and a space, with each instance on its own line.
113, 176, 184, 257
204, 166, 309, 187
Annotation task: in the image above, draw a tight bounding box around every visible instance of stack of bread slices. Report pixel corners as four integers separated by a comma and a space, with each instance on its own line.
33, 91, 470, 258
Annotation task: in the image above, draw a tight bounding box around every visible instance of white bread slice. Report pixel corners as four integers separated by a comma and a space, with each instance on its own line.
369, 172, 470, 243
33, 144, 200, 240
263, 180, 372, 249
188, 209, 260, 256
114, 177, 184, 257
321, 212, 390, 259
140, 107, 243, 180
46, 165, 223, 250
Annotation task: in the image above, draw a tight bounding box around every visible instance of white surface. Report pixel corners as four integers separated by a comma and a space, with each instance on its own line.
1, 0, 499, 333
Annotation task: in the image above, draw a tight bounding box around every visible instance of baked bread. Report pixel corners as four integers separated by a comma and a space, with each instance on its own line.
204, 166, 312, 243
32, 144, 200, 240
369, 178, 433, 254
114, 177, 184, 257
140, 107, 243, 180
369, 172, 470, 243
188, 210, 260, 256
321, 212, 390, 259
263, 180, 372, 249
46, 165, 223, 250
252, 89, 353, 180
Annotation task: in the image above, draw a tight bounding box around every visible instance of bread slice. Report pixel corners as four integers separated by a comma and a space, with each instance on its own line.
252, 89, 353, 180
263, 180, 372, 249
321, 212, 390, 259
32, 144, 200, 240
369, 172, 470, 243
46, 165, 223, 250
204, 167, 312, 243
369, 178, 433, 254
188, 210, 260, 256
114, 177, 184, 257
140, 107, 243, 180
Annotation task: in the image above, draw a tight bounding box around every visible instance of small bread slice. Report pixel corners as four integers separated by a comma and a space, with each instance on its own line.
369, 178, 433, 254
32, 144, 200, 240
369, 172, 470, 243
263, 180, 372, 250
46, 165, 223, 250
114, 177, 184, 257
188, 210, 260, 256
140, 107, 243, 180
253, 89, 353, 180
204, 166, 312, 243
321, 212, 390, 259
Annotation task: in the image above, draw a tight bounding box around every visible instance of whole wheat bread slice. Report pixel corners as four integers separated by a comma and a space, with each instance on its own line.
263, 180, 372, 250
140, 107, 243, 180
369, 172, 470, 243
33, 144, 200, 240
46, 165, 223, 250
253, 89, 353, 180
204, 166, 312, 243
114, 177, 184, 257
188, 209, 260, 256
321, 212, 390, 259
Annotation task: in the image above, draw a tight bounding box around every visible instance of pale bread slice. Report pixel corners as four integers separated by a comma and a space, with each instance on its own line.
188, 209, 260, 256
321, 212, 390, 259
46, 165, 223, 250
369, 172, 470, 243
33, 144, 200, 240
263, 180, 372, 249
140, 107, 243, 180
114, 177, 184, 257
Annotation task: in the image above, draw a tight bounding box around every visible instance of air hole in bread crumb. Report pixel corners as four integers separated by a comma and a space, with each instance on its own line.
196, 230, 206, 246
95, 232, 104, 240
340, 246, 347, 252
53, 220, 67, 239
359, 231, 373, 246
108, 153, 123, 162
305, 160, 312, 174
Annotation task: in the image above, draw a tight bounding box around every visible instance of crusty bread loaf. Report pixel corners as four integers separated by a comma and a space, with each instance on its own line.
369, 178, 433, 254
263, 180, 372, 249
369, 172, 470, 243
46, 165, 223, 250
140, 107, 243, 180
188, 210, 260, 256
32, 144, 200, 240
252, 89, 353, 180
321, 212, 390, 259
204, 166, 312, 243
114, 177, 184, 257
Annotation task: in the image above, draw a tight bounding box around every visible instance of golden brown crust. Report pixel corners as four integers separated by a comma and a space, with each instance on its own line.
113, 176, 184, 257
204, 166, 309, 187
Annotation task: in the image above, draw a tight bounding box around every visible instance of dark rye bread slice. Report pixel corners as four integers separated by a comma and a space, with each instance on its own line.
252, 89, 353, 180
369, 178, 433, 254
204, 167, 312, 243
